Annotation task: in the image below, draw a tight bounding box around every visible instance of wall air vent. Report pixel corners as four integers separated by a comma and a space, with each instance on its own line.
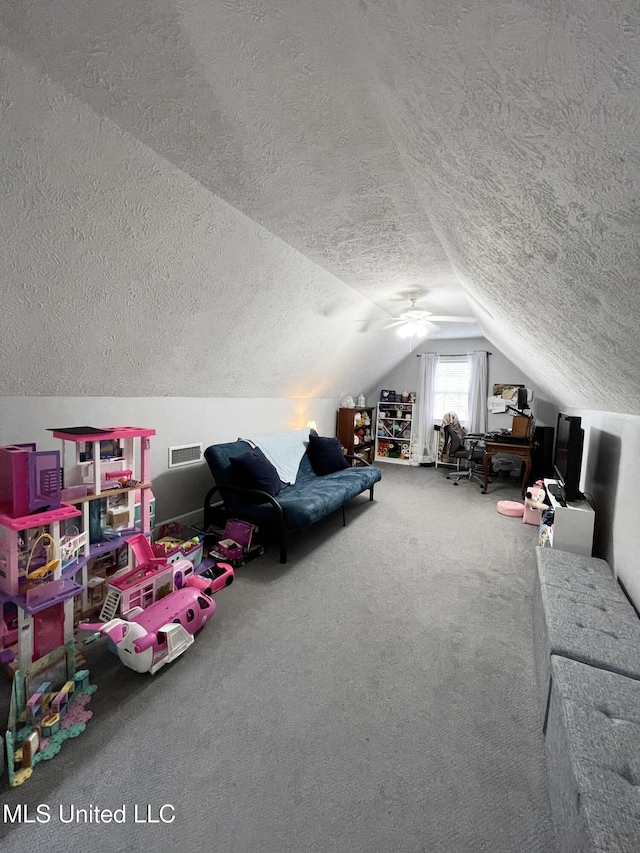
168, 443, 203, 468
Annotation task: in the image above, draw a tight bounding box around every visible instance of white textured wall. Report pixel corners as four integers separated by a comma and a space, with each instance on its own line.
0, 44, 410, 398
567, 409, 640, 611
371, 337, 546, 431
3, 1, 640, 416
352, 1, 640, 414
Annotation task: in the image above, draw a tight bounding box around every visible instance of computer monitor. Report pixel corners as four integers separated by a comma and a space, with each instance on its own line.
516, 387, 528, 411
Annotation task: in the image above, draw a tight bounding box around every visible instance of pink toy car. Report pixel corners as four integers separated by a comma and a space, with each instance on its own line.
188, 562, 234, 595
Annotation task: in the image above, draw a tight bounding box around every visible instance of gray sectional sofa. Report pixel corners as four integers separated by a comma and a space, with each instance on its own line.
533, 546, 640, 852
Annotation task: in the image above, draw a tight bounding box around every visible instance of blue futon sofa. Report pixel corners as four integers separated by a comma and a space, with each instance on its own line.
203, 432, 382, 563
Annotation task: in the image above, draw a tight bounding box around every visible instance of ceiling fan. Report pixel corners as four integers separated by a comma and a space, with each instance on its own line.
361, 293, 478, 338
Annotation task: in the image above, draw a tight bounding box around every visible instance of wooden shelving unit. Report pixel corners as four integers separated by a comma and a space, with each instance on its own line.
336, 407, 375, 464
375, 402, 414, 464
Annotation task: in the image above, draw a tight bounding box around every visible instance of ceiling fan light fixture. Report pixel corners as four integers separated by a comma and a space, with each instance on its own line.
400, 308, 431, 322
398, 320, 428, 339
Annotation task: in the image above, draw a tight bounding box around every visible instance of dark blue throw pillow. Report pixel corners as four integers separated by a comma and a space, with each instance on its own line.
229, 448, 282, 496
307, 434, 350, 476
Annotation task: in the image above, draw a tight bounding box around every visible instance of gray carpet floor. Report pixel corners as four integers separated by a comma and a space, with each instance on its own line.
0, 463, 554, 852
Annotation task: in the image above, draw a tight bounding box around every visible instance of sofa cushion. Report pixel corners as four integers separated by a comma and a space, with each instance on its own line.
307, 434, 349, 476
219, 466, 382, 531
229, 448, 282, 496
275, 465, 381, 528
322, 466, 381, 500
205, 440, 253, 490
275, 479, 352, 528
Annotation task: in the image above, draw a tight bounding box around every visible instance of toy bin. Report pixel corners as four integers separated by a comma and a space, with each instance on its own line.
152, 523, 203, 568
152, 536, 203, 568
216, 519, 256, 561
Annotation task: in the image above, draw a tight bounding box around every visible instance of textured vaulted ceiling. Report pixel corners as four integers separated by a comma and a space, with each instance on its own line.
1, 1, 639, 411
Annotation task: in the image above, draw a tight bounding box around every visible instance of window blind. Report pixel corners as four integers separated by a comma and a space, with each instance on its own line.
433, 357, 471, 424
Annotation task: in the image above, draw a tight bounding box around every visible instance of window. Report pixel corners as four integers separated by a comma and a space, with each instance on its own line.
433, 358, 471, 424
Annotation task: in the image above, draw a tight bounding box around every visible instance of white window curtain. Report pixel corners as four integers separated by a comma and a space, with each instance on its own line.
410, 352, 439, 465
467, 350, 489, 434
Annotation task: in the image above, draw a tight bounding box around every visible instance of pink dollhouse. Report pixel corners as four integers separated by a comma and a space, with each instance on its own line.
0, 441, 82, 671
0, 426, 156, 787
0, 426, 156, 668
0, 503, 84, 670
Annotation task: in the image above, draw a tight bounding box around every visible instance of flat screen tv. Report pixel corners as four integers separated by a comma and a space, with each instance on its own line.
553, 413, 584, 502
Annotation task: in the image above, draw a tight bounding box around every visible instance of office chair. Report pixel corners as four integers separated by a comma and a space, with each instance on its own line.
443, 424, 485, 487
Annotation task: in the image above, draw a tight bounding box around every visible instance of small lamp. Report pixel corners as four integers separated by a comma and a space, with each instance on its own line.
306, 420, 317, 432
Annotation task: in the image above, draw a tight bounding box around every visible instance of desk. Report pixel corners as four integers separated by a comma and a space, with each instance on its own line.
482, 439, 533, 496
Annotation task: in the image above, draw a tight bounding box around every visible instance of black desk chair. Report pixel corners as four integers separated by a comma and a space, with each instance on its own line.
443, 424, 485, 487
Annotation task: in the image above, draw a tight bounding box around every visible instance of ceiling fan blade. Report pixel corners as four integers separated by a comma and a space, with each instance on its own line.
354, 317, 404, 332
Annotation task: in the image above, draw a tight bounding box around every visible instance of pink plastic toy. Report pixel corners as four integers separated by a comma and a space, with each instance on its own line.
104, 469, 132, 481
99, 533, 217, 621
80, 586, 216, 674
214, 518, 256, 561
523, 482, 547, 526
0, 444, 61, 518
185, 562, 234, 595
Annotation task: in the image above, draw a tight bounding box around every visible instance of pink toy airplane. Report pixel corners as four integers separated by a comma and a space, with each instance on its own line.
79, 586, 216, 674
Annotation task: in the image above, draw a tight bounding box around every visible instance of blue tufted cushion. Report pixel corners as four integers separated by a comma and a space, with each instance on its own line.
205, 440, 253, 489
274, 465, 381, 528
307, 434, 349, 475
229, 447, 282, 496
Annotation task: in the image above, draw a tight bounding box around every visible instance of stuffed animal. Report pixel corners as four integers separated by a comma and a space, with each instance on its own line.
525, 483, 547, 511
